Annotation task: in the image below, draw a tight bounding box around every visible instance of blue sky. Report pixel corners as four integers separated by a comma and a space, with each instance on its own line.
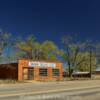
0, 0, 100, 46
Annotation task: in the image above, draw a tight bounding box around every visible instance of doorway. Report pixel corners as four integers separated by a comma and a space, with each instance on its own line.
28, 68, 34, 80
23, 68, 34, 80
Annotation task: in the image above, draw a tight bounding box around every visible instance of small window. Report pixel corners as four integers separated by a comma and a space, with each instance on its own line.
52, 69, 59, 76
39, 68, 48, 76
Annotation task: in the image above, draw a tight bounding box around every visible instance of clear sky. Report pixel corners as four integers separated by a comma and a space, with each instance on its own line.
0, 0, 100, 46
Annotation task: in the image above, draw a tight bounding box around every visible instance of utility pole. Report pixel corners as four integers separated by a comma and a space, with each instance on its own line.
89, 46, 92, 78
68, 62, 71, 77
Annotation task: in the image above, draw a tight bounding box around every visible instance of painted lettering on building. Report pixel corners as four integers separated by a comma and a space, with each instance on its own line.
29, 61, 56, 68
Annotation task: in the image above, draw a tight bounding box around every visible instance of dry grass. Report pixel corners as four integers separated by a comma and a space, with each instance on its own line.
0, 79, 26, 84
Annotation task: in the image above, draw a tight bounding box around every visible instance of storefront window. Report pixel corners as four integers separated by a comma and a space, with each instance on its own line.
52, 69, 59, 76
39, 68, 47, 76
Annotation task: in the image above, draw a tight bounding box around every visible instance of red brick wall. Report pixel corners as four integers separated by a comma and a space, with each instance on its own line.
18, 59, 62, 81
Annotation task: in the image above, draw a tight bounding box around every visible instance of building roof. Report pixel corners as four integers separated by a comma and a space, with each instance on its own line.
96, 67, 100, 71
72, 72, 90, 75
0, 63, 18, 68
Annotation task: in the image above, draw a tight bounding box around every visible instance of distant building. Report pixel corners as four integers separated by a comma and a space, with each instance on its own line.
72, 71, 90, 78
94, 67, 100, 74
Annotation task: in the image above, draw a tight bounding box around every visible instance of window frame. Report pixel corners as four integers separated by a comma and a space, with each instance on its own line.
52, 69, 59, 77
39, 68, 48, 77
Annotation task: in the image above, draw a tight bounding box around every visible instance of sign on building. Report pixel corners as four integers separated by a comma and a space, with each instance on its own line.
29, 61, 56, 68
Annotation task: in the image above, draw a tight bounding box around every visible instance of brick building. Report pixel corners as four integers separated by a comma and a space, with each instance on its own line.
0, 59, 62, 81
